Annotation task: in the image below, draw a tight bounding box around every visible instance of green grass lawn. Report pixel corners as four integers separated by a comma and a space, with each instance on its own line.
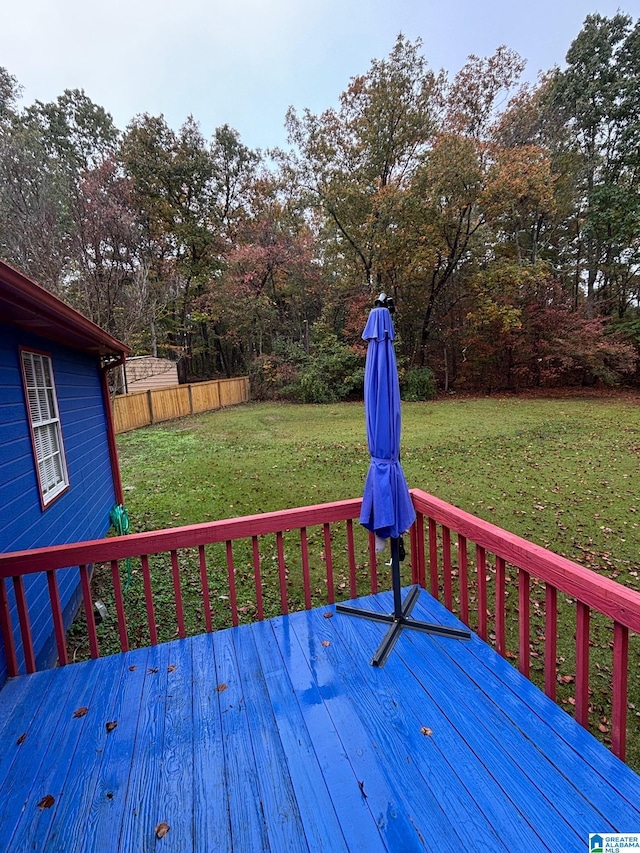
86, 395, 640, 769
117, 396, 640, 583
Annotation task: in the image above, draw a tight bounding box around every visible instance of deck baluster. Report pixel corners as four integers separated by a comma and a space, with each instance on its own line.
495, 557, 506, 657
225, 541, 238, 626
276, 531, 288, 615
110, 560, 129, 652
368, 532, 378, 595
428, 518, 438, 597
575, 600, 590, 728
300, 528, 312, 609
458, 535, 469, 626
252, 537, 264, 620
442, 526, 453, 611
414, 514, 426, 588
46, 569, 68, 666
323, 524, 335, 605
170, 550, 186, 638
79, 564, 99, 659
518, 568, 530, 678
544, 584, 558, 700
198, 546, 213, 632
476, 545, 487, 641
346, 519, 357, 598
141, 554, 158, 644
612, 620, 629, 760
0, 578, 18, 677
12, 575, 36, 674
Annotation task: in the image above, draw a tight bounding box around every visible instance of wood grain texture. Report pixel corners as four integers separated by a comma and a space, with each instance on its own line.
1, 592, 638, 851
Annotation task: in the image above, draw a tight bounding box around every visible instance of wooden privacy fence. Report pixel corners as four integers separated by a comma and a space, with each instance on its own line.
112, 377, 249, 434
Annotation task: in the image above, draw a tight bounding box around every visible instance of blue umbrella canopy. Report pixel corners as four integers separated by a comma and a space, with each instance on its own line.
359, 306, 416, 540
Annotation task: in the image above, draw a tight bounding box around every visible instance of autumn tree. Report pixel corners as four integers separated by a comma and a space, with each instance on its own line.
548, 13, 640, 316
285, 35, 441, 297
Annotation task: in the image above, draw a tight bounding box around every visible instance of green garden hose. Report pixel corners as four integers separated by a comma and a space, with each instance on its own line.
110, 504, 133, 592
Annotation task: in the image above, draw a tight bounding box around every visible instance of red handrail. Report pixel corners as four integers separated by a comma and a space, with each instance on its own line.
0, 489, 638, 763
410, 488, 640, 762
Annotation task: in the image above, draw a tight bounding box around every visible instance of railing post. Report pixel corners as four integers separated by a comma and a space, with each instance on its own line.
495, 556, 506, 657
575, 601, 590, 728
458, 535, 469, 626
544, 584, 557, 701
442, 526, 452, 611
414, 512, 426, 588
428, 518, 438, 597
612, 621, 629, 761
476, 545, 487, 641
518, 569, 530, 678
0, 578, 19, 677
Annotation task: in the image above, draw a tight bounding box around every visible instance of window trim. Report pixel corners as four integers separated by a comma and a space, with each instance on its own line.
19, 347, 70, 510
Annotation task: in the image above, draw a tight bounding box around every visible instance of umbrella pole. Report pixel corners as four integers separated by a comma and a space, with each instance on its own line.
336, 536, 471, 667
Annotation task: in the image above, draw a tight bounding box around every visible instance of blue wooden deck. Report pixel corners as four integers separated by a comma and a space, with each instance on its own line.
1, 588, 639, 852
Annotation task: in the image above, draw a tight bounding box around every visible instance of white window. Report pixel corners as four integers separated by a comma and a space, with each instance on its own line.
20, 350, 69, 506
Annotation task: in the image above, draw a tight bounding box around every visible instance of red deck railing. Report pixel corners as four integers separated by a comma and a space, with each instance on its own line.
1, 489, 639, 763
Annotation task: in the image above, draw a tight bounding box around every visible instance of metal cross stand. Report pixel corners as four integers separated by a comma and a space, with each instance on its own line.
336, 537, 471, 667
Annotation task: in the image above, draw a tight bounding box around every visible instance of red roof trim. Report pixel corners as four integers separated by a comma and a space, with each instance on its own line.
0, 258, 130, 359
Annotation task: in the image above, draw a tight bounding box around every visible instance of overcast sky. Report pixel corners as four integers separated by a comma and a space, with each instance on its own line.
2, 0, 639, 152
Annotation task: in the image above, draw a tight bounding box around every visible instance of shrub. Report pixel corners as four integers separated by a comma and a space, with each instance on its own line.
401, 366, 436, 401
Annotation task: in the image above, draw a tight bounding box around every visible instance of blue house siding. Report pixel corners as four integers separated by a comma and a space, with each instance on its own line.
0, 322, 117, 682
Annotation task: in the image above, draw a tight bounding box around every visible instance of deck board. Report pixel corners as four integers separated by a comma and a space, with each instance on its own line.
0, 588, 639, 852
412, 590, 640, 822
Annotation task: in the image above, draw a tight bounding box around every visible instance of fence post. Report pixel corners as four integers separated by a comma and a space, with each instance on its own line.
188, 383, 194, 416
147, 389, 155, 425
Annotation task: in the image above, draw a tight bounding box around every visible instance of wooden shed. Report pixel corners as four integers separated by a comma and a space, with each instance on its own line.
123, 356, 179, 392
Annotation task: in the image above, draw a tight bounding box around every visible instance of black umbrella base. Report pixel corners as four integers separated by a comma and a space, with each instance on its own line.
335, 539, 471, 667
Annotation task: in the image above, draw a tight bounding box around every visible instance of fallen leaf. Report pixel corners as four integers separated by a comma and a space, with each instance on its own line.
167, 665, 176, 672
598, 724, 609, 733
16, 733, 26, 745
321, 640, 331, 647
323, 612, 334, 619
155, 822, 170, 839
37, 795, 55, 810
73, 707, 88, 718
129, 665, 137, 671
148, 667, 158, 674
420, 727, 433, 736
106, 721, 118, 733
217, 683, 228, 693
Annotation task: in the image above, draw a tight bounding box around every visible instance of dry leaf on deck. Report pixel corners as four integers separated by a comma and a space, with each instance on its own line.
106, 721, 118, 733
217, 683, 228, 693
168, 665, 176, 672
323, 612, 334, 619
321, 640, 331, 647
16, 733, 26, 745
420, 727, 433, 736
73, 707, 88, 718
155, 822, 170, 838
37, 795, 55, 810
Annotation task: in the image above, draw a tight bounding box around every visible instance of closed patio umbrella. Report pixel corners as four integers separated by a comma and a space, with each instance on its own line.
337, 294, 470, 666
